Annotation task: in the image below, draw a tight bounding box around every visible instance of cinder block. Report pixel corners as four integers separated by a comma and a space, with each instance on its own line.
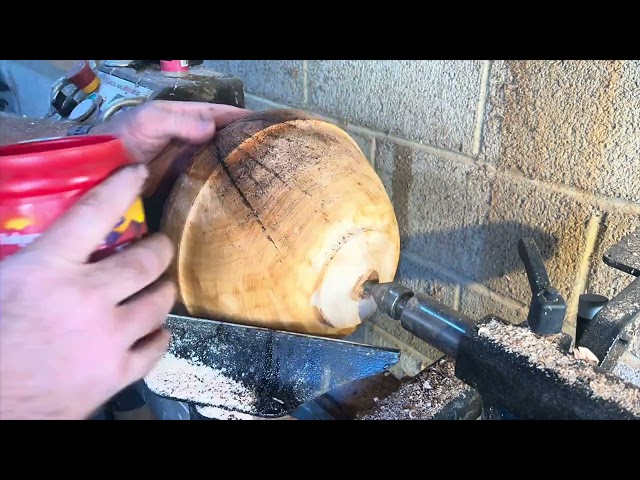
375, 139, 494, 281
345, 129, 374, 165
394, 252, 458, 307
482, 175, 596, 306
459, 286, 527, 325
244, 95, 281, 112
308, 61, 483, 155
599, 62, 640, 203
376, 147, 395, 198
586, 211, 640, 300
204, 60, 305, 106
481, 60, 640, 203
243, 95, 374, 164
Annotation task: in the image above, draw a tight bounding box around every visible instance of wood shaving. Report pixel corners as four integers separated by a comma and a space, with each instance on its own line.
357, 358, 470, 420
145, 353, 256, 413
195, 405, 255, 420
573, 346, 599, 364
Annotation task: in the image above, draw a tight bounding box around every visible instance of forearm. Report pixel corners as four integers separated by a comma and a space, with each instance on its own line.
0, 112, 72, 145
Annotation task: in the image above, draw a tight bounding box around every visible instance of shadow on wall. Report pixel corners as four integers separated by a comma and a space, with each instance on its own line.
398, 221, 559, 284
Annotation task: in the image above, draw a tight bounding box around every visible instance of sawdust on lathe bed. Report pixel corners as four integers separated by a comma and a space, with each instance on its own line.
145, 353, 256, 413
358, 358, 468, 420
478, 319, 640, 415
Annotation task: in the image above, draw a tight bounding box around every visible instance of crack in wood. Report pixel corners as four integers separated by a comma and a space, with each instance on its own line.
216, 144, 280, 253
237, 145, 314, 198
245, 167, 267, 196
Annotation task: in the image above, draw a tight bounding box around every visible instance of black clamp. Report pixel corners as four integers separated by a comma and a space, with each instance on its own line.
518, 238, 567, 336
51, 83, 80, 118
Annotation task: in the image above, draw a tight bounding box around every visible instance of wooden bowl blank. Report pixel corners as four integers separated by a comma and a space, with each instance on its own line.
161, 109, 400, 337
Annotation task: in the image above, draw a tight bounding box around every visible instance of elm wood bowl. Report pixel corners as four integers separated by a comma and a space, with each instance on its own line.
160, 109, 400, 337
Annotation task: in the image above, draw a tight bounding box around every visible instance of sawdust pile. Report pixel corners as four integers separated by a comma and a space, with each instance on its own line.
145, 353, 256, 413
358, 358, 469, 420
195, 405, 256, 420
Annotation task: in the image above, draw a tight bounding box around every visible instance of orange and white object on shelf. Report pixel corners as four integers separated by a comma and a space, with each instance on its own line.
67, 60, 101, 94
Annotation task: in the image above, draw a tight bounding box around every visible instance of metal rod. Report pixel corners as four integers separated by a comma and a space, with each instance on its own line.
398, 294, 474, 358
364, 281, 475, 358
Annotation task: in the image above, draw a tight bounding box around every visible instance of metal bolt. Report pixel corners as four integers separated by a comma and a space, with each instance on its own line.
543, 289, 560, 301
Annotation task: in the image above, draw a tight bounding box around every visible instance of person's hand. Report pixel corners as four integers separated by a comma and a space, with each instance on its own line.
0, 165, 175, 420
93, 100, 251, 195
93, 100, 250, 164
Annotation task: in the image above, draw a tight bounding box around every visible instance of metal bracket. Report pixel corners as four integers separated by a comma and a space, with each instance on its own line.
578, 228, 640, 365
100, 97, 147, 123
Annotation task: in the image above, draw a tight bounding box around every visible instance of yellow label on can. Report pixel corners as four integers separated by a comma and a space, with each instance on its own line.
104, 197, 147, 248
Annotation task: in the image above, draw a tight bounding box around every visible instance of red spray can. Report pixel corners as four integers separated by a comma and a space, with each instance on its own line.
0, 135, 148, 261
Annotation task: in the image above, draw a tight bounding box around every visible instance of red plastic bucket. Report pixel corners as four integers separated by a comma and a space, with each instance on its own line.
0, 135, 148, 261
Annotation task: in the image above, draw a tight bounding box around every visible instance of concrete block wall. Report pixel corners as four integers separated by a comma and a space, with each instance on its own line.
204, 60, 640, 377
